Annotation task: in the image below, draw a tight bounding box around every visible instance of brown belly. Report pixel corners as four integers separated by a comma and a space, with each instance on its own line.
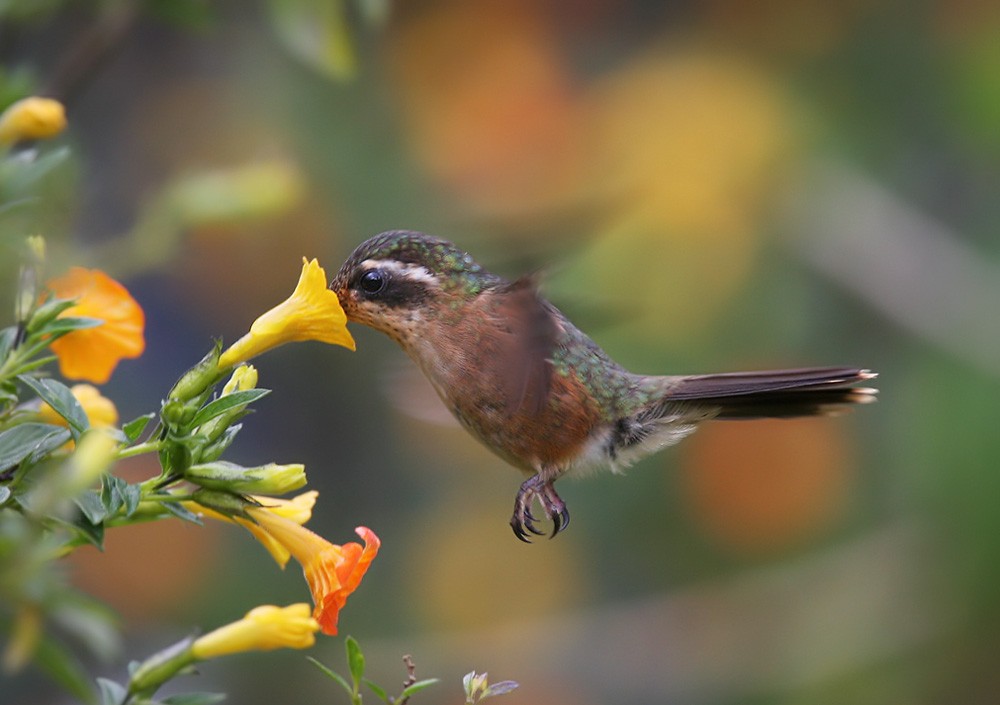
444, 367, 601, 472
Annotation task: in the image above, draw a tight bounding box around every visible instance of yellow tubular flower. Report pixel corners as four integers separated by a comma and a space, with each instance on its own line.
0, 97, 66, 144
191, 604, 320, 659
189, 491, 318, 568
245, 509, 379, 635
38, 384, 119, 428
219, 258, 355, 369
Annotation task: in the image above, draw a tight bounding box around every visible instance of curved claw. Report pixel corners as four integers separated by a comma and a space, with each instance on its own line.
511, 505, 547, 542
523, 508, 547, 536
510, 472, 570, 542
511, 517, 533, 543
549, 504, 570, 538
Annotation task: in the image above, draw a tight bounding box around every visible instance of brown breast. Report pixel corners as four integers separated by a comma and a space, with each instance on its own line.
410, 292, 602, 473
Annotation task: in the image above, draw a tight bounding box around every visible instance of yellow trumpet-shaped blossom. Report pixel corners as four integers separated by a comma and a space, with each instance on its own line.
246, 509, 379, 635
219, 258, 355, 369
191, 603, 320, 659
0, 97, 66, 145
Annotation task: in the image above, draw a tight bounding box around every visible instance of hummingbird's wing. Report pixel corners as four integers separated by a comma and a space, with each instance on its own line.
495, 275, 558, 417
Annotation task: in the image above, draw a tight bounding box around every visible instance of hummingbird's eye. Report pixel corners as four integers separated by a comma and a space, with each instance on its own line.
359, 269, 387, 295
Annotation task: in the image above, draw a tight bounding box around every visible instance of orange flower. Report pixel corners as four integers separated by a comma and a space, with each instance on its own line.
245, 509, 379, 635
46, 268, 145, 384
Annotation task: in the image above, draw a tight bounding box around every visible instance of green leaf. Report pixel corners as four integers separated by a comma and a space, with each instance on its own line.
52, 596, 121, 662
147, 0, 218, 30
346, 635, 365, 686
306, 656, 353, 695
162, 501, 202, 524
26, 298, 78, 333
74, 490, 107, 524
7, 145, 71, 192
0, 422, 71, 473
97, 677, 127, 705
0, 381, 18, 409
6, 354, 58, 377
196, 423, 241, 463
161, 693, 227, 705
30, 315, 103, 338
34, 632, 99, 705
0, 325, 16, 361
123, 413, 156, 443
399, 678, 441, 699
69, 512, 104, 549
267, 0, 357, 80
20, 376, 89, 439
363, 678, 389, 702
101, 474, 127, 515
483, 680, 519, 698
188, 389, 270, 429
122, 483, 141, 517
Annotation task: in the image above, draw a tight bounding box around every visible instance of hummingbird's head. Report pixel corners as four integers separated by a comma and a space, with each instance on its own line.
331, 230, 501, 342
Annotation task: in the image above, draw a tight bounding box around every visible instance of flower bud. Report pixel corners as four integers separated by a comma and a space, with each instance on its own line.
221, 364, 258, 395
189, 488, 254, 518
168, 344, 225, 402
160, 399, 198, 428
127, 637, 196, 696
185, 461, 307, 495
191, 604, 319, 659
0, 97, 66, 145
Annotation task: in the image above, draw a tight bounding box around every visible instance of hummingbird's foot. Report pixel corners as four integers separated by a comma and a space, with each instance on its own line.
510, 473, 570, 542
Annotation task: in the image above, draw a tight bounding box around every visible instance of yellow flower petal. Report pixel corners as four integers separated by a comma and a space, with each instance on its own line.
191, 603, 319, 659
219, 258, 355, 369
0, 97, 66, 144
46, 268, 145, 384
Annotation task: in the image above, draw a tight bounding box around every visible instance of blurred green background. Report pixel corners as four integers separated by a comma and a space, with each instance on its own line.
3, 1, 1000, 703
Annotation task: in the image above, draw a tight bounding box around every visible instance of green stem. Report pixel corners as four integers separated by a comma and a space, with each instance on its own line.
116, 441, 163, 459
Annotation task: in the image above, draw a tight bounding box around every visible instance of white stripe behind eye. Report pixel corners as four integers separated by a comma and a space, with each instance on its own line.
361, 259, 439, 286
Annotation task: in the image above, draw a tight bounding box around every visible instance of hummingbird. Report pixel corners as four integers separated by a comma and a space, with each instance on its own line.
330, 230, 878, 542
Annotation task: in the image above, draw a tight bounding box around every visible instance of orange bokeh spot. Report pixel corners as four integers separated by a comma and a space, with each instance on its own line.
387, 0, 589, 216
67, 461, 223, 622
679, 418, 856, 555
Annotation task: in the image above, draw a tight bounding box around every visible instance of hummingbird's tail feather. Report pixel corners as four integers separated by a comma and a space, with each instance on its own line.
667, 366, 878, 419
